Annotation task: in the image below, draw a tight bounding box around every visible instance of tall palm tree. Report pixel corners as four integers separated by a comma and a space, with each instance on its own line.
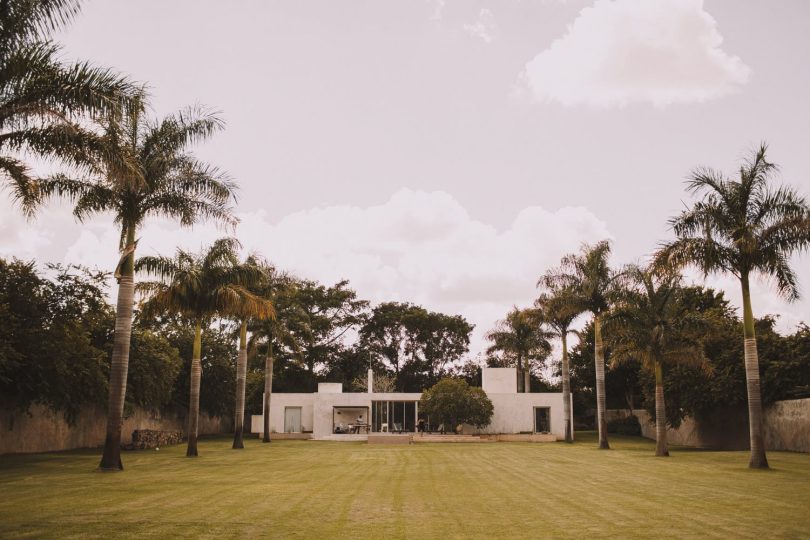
657, 144, 810, 468
30, 104, 235, 470
485, 307, 551, 393
1, 0, 137, 209
542, 241, 621, 449
535, 285, 581, 443
138, 238, 269, 457
248, 269, 304, 443
228, 256, 274, 450
608, 265, 707, 457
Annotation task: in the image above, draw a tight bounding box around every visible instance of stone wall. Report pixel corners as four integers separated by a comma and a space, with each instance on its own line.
606, 398, 810, 452
764, 398, 810, 452
0, 404, 231, 455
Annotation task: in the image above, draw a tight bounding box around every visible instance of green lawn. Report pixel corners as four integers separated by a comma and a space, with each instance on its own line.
0, 433, 808, 539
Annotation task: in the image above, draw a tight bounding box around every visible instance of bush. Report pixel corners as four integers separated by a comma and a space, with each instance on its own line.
419, 378, 493, 431
607, 415, 641, 436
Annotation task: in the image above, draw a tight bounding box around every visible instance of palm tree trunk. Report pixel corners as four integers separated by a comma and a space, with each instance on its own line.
594, 315, 609, 449
654, 361, 669, 457
561, 332, 572, 443
741, 274, 769, 469
524, 357, 531, 393
516, 352, 523, 393
99, 227, 136, 471
232, 320, 248, 449
187, 320, 202, 457
262, 341, 274, 443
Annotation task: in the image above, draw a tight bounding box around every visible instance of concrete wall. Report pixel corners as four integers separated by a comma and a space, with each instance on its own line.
480, 393, 568, 439
765, 398, 810, 452
253, 389, 572, 440
607, 398, 810, 452
250, 393, 315, 434
1, 404, 230, 455
482, 367, 517, 394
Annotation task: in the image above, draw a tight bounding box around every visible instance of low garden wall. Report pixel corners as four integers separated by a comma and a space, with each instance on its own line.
606, 398, 810, 452
0, 404, 231, 455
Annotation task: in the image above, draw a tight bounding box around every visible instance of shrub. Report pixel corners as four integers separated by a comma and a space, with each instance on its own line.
607, 415, 641, 436
419, 378, 493, 431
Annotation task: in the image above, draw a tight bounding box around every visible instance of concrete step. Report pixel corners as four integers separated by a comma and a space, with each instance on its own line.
412, 435, 492, 443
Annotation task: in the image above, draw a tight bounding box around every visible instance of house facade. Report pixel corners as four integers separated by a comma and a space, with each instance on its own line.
250, 367, 572, 440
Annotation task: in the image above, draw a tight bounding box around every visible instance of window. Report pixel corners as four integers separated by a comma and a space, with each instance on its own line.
371, 401, 416, 432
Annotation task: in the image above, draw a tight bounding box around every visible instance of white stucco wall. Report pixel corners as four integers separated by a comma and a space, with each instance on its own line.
250, 393, 314, 434
250, 370, 572, 440
482, 367, 517, 394
480, 393, 569, 439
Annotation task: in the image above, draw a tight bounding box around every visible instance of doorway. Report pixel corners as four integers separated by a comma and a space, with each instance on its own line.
284, 406, 302, 433
534, 407, 551, 433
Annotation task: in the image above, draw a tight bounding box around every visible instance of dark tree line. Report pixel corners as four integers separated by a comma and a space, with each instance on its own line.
565, 286, 810, 429
0, 258, 477, 423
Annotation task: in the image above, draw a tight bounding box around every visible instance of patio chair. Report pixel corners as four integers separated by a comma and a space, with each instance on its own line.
392, 422, 403, 433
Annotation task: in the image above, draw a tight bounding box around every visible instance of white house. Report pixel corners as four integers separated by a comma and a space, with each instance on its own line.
251, 367, 573, 440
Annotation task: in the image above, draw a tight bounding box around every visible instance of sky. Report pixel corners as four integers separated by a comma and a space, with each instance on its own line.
2, 0, 809, 357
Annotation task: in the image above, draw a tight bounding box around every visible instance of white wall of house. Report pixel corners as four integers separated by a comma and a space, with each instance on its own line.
250, 368, 573, 440
250, 393, 314, 434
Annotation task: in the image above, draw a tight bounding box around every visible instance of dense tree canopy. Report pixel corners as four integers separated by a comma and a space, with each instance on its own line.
419, 378, 493, 431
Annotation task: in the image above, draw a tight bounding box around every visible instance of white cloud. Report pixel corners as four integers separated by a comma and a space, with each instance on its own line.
463, 8, 496, 43
429, 0, 446, 21
522, 0, 751, 107
61, 189, 611, 356
684, 269, 807, 334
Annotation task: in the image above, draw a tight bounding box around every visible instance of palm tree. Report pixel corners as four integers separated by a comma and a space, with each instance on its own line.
535, 286, 581, 443
29, 104, 235, 470
1, 0, 137, 210
542, 241, 621, 449
138, 238, 269, 457
228, 256, 274, 450
248, 270, 304, 443
657, 144, 810, 468
608, 265, 707, 456
485, 307, 551, 393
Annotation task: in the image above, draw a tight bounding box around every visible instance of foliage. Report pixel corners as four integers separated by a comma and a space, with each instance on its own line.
360, 301, 473, 391
607, 415, 641, 436
419, 378, 493, 430
0, 0, 137, 215
0, 258, 185, 421
485, 307, 551, 391
657, 144, 810, 303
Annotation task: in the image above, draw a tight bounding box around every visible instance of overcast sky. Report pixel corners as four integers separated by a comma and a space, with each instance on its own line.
2, 0, 809, 356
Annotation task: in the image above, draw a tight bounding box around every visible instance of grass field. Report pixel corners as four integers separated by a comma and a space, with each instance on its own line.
1, 433, 808, 539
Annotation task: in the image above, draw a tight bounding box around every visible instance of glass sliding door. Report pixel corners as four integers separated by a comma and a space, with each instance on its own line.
371, 401, 417, 432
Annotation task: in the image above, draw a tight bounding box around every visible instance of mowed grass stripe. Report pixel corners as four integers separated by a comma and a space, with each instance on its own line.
1, 433, 809, 538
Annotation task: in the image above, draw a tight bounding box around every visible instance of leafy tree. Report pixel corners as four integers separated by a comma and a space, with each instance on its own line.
358, 302, 413, 382
291, 279, 368, 387
405, 310, 473, 390
535, 285, 581, 442
542, 240, 621, 449
485, 307, 551, 393
607, 265, 708, 456
0, 260, 110, 421
419, 378, 493, 432
125, 329, 183, 411
138, 238, 265, 457
657, 144, 810, 469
